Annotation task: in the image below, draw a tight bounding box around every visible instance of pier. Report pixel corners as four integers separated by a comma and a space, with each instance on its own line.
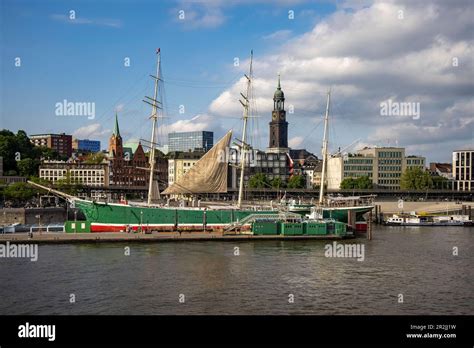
0, 231, 353, 244
372, 201, 474, 224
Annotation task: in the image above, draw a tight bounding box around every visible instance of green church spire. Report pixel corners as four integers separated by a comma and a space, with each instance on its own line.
114, 112, 121, 137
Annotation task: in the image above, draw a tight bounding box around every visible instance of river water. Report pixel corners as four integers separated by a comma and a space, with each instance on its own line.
0, 226, 473, 315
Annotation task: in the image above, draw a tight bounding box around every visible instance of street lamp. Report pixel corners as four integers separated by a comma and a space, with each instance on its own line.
140, 211, 143, 233
35, 214, 41, 235
74, 210, 77, 234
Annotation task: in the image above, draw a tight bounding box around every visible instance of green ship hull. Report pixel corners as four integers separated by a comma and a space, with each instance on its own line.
73, 199, 373, 232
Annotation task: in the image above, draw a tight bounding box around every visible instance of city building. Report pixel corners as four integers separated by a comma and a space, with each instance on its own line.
405, 156, 426, 170
429, 163, 453, 179
267, 74, 288, 153
227, 149, 290, 190
357, 147, 406, 189
39, 161, 109, 187
167, 151, 204, 186
327, 147, 426, 190
289, 149, 318, 166
227, 76, 309, 189
301, 161, 322, 189
72, 139, 101, 153
107, 114, 168, 189
168, 131, 214, 153
30, 133, 73, 158
453, 150, 473, 191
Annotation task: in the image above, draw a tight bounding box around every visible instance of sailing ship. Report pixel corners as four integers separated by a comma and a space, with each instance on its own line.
28, 49, 373, 233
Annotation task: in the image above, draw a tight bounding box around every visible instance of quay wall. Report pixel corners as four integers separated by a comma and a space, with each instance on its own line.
0, 207, 66, 226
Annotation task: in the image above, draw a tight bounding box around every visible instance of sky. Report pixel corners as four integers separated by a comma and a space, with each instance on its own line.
1, 0, 473, 162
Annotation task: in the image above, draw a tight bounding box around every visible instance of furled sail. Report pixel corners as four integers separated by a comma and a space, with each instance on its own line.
162, 131, 232, 194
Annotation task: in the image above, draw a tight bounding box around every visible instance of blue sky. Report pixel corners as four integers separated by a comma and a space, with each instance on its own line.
1, 0, 332, 145
1, 0, 473, 162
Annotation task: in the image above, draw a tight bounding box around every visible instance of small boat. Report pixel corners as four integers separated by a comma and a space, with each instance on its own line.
385, 213, 472, 226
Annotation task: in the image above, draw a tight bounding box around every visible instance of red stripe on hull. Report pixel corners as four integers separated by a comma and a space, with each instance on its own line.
91, 225, 126, 233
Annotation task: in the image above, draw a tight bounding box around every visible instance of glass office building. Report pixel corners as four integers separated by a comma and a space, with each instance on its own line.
168, 131, 214, 153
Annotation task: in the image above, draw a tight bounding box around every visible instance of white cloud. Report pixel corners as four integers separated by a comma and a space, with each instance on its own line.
206, 0, 474, 161
289, 136, 304, 148
158, 114, 221, 136
172, 5, 226, 29
263, 30, 292, 41
73, 123, 110, 139
50, 14, 122, 28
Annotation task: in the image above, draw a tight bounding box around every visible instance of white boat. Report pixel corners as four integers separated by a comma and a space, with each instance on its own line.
385, 214, 472, 226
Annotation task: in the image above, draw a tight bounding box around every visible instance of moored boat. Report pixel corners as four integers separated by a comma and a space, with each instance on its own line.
28, 50, 373, 233
385, 213, 472, 226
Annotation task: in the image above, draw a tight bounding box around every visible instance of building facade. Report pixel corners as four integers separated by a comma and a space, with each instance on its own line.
30, 133, 73, 158
168, 131, 214, 153
405, 156, 426, 170
227, 149, 290, 190
73, 139, 101, 153
429, 163, 453, 180
167, 151, 203, 186
108, 114, 155, 188
268, 75, 288, 153
453, 150, 473, 191
357, 147, 406, 189
327, 147, 426, 190
39, 161, 109, 187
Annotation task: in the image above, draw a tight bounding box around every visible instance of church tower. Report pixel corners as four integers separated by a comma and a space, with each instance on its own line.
268, 74, 288, 152
109, 113, 123, 159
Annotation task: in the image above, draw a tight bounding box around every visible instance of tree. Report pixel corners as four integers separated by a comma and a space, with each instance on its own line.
356, 176, 373, 189
287, 175, 305, 189
400, 167, 433, 190
340, 176, 373, 189
17, 158, 40, 177
248, 173, 270, 189
340, 178, 357, 189
0, 129, 56, 176
33, 146, 59, 160
84, 152, 106, 164
271, 177, 286, 189
0, 129, 20, 173
55, 172, 82, 195
3, 182, 37, 201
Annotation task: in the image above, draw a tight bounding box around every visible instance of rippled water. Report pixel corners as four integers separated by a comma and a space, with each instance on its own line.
0, 226, 473, 315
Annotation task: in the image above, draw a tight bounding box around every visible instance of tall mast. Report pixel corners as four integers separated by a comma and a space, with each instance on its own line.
237, 50, 253, 208
146, 48, 162, 205
319, 89, 330, 205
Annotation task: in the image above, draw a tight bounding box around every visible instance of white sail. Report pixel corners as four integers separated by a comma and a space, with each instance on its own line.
162, 131, 232, 194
